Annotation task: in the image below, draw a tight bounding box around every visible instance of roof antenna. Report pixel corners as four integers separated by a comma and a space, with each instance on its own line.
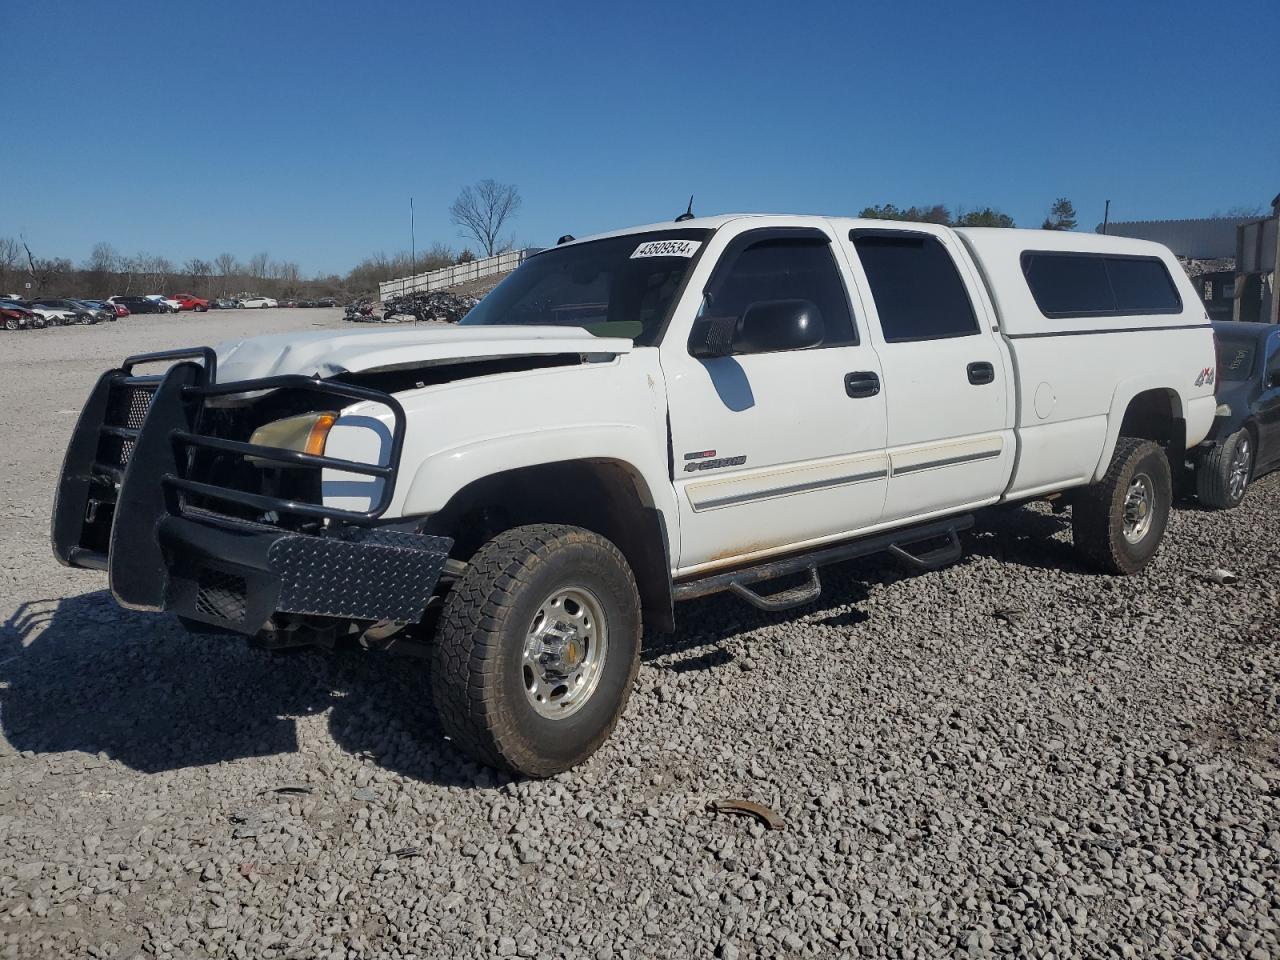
557, 234, 575, 245
675, 196, 695, 222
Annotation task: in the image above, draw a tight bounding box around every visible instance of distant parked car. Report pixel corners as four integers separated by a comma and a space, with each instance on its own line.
315, 296, 337, 308
108, 295, 168, 315
240, 296, 278, 309
142, 294, 181, 313
1194, 321, 1280, 509
110, 301, 131, 318
0, 300, 41, 330
70, 299, 116, 323
172, 293, 210, 312
30, 298, 95, 325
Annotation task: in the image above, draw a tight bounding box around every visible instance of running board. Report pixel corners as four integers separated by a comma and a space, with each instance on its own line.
886, 528, 963, 571
729, 565, 821, 612
673, 514, 974, 606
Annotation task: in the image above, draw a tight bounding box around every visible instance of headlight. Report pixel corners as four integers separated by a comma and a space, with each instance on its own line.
1215, 403, 1231, 417
248, 411, 338, 464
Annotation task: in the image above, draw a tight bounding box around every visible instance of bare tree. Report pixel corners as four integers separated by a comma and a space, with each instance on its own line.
1216, 204, 1266, 218
86, 241, 118, 274
0, 236, 23, 292
276, 261, 301, 294
80, 242, 120, 297
183, 258, 212, 296
22, 238, 71, 293
214, 252, 239, 277
449, 179, 521, 258
184, 257, 211, 278
247, 252, 270, 281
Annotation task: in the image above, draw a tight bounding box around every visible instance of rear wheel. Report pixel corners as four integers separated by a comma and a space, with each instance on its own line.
1072, 437, 1172, 574
3, 317, 17, 331
431, 524, 642, 776
1196, 428, 1253, 510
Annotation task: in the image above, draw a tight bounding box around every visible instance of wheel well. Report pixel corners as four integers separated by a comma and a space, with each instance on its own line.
1119, 389, 1186, 460
422, 460, 675, 634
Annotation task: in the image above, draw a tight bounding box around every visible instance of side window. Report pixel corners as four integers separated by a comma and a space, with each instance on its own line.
1021, 252, 1182, 318
704, 237, 856, 349
1102, 257, 1181, 313
852, 233, 979, 342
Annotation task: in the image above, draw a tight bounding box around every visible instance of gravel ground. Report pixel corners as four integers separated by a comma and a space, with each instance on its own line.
1, 311, 1278, 959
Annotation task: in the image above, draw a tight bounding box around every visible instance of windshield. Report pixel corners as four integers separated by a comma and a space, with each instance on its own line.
1217, 338, 1257, 382
459, 228, 710, 346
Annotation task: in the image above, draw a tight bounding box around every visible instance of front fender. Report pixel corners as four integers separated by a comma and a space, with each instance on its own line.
399, 422, 677, 523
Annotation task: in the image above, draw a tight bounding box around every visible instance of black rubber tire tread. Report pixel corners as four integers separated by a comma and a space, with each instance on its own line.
431, 523, 641, 777
1072, 437, 1172, 575
1196, 427, 1251, 510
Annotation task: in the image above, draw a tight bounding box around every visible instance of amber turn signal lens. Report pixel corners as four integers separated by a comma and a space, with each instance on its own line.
304, 413, 337, 455
248, 411, 339, 465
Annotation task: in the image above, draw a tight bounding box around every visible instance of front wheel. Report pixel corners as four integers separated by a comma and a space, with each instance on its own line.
431, 524, 642, 777
1072, 437, 1172, 574
1196, 428, 1253, 510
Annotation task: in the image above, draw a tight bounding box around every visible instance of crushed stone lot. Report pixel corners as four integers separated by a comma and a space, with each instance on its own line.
1, 310, 1278, 960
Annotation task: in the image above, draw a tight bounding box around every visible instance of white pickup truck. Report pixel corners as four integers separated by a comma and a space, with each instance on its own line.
52, 214, 1216, 775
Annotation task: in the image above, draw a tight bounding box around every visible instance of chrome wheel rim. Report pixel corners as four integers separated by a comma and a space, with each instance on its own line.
1122, 472, 1156, 543
1228, 437, 1251, 501
522, 585, 608, 720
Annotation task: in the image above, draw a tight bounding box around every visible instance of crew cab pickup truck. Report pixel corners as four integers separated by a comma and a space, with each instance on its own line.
52, 214, 1216, 775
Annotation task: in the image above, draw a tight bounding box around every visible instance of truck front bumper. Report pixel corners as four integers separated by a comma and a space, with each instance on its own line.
51, 348, 452, 636
157, 513, 451, 635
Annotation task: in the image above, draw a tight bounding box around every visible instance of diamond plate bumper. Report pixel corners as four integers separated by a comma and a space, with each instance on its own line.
160, 515, 452, 635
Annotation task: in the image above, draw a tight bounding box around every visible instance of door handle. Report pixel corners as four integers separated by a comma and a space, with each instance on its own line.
845, 371, 880, 398
967, 361, 995, 386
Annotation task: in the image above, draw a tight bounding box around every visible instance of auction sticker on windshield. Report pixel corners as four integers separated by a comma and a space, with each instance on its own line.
631, 239, 702, 259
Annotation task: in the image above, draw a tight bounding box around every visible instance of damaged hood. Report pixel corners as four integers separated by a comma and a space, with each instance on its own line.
213, 325, 632, 382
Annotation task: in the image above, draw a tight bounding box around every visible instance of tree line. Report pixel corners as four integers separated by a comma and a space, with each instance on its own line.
0, 236, 493, 302
0, 177, 525, 300
857, 197, 1078, 230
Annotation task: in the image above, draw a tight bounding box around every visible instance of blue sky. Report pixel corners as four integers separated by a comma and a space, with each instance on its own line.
6, 0, 1278, 276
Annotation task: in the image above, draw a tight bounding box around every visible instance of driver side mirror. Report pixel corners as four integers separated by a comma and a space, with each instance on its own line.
691, 299, 825, 358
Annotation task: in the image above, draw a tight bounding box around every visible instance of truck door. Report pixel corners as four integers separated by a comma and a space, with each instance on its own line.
842, 227, 1014, 523
662, 225, 888, 574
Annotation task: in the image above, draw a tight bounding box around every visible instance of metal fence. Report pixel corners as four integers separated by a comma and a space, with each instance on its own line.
378, 249, 533, 301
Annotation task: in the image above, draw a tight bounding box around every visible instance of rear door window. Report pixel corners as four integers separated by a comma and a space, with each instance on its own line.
852, 233, 979, 342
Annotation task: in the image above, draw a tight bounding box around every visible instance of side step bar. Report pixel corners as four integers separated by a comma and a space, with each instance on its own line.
729, 565, 822, 612
673, 514, 974, 610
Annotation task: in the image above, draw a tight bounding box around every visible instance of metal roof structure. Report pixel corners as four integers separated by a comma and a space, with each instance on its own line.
1097, 217, 1254, 259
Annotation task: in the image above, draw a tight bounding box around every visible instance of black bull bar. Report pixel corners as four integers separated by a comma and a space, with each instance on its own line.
51, 349, 451, 635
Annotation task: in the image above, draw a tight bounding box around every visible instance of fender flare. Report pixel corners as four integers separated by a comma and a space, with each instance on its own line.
399, 421, 679, 541
1091, 376, 1188, 482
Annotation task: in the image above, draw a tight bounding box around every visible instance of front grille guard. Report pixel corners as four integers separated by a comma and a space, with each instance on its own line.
168, 374, 407, 524
54, 347, 407, 577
